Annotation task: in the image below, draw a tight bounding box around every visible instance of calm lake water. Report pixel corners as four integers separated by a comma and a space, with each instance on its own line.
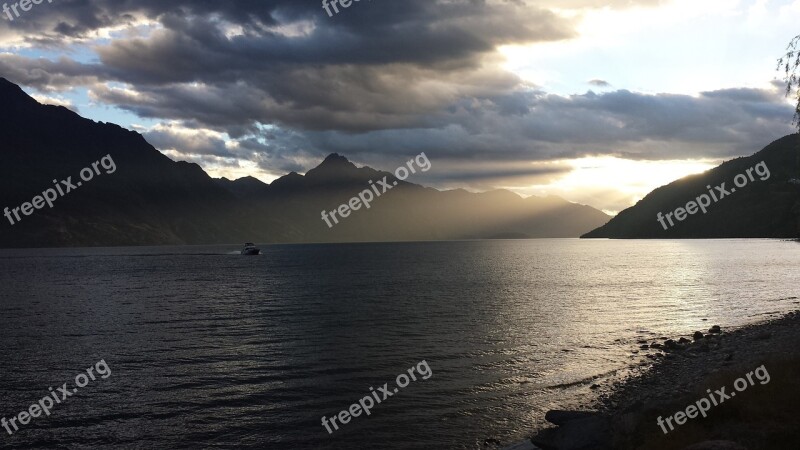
0, 240, 798, 449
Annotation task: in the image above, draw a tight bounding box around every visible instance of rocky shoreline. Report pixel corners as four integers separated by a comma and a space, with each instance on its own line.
507, 310, 800, 450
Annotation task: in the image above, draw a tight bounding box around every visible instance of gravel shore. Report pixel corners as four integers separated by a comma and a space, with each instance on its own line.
525, 309, 800, 450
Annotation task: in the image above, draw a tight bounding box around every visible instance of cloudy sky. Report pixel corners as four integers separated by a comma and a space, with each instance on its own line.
1, 0, 798, 214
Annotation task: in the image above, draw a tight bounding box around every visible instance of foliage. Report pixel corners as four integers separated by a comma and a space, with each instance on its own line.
777, 35, 800, 130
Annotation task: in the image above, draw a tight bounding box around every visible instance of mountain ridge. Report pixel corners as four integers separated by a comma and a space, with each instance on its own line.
0, 78, 611, 248
582, 134, 800, 238
216, 158, 593, 210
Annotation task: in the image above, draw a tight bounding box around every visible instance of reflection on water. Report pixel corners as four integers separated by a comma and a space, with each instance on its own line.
0, 240, 798, 449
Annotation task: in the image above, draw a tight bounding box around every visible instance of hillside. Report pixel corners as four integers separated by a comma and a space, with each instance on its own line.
582, 134, 800, 238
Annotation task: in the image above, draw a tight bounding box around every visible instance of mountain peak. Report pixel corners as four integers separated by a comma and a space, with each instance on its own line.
0, 77, 21, 91
269, 171, 304, 190
319, 153, 355, 169
305, 153, 361, 182
0, 77, 40, 108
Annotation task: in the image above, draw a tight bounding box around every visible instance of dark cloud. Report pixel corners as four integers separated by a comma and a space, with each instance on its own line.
0, 0, 794, 191
0, 54, 107, 91
293, 86, 795, 163
424, 165, 572, 183
1, 0, 576, 133
588, 79, 611, 87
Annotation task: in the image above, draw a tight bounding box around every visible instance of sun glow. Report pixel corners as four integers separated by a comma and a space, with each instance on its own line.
498, 0, 799, 95
517, 156, 718, 215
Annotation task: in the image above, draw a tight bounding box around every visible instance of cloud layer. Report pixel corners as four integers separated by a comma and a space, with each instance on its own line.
0, 0, 795, 209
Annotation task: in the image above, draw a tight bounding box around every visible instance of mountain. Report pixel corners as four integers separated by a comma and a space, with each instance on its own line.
582, 134, 800, 238
0, 78, 610, 248
0, 78, 259, 247
213, 176, 271, 199
205, 152, 612, 243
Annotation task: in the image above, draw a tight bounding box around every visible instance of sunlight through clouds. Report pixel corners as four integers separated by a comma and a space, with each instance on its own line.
518, 156, 718, 215
0, 0, 796, 216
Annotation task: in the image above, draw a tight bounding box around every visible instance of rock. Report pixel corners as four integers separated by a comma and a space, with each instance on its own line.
681, 440, 748, 450
640, 344, 650, 350
533, 413, 611, 450
615, 411, 641, 436
650, 343, 663, 349
725, 353, 734, 361
678, 337, 691, 344
754, 332, 772, 340
694, 331, 705, 340
498, 440, 538, 450
484, 438, 502, 448
709, 325, 722, 334
621, 400, 644, 413
545, 410, 599, 426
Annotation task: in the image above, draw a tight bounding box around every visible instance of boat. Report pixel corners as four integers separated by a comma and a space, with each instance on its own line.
241, 243, 261, 255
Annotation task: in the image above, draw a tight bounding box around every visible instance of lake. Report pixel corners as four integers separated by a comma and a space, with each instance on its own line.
0, 240, 798, 449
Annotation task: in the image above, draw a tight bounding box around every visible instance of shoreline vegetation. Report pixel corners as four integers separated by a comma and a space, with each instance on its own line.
510, 308, 800, 450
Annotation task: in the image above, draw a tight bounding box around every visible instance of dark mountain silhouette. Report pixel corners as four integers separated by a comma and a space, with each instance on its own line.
583, 134, 800, 238
0, 78, 610, 248
0, 78, 253, 247
213, 176, 271, 199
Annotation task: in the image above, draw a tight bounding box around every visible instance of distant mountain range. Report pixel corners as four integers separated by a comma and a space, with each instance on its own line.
0, 78, 611, 248
583, 134, 800, 238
